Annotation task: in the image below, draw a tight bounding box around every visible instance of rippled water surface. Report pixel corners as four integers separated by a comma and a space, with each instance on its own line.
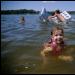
1, 14, 75, 74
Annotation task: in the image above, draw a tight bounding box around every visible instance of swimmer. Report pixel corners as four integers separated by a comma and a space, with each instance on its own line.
41, 26, 74, 62
41, 26, 65, 56
19, 16, 25, 24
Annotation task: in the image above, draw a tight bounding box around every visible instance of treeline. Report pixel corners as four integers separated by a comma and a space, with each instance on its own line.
1, 9, 75, 14
1, 9, 40, 14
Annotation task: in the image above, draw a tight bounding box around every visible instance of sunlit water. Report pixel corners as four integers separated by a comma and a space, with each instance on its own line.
1, 14, 75, 74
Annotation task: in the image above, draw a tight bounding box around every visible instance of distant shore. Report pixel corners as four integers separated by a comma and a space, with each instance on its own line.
1, 9, 75, 14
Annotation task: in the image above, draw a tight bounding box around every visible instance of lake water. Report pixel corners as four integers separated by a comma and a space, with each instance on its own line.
1, 14, 75, 74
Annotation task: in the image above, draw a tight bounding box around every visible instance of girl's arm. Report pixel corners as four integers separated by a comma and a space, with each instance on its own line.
48, 14, 56, 20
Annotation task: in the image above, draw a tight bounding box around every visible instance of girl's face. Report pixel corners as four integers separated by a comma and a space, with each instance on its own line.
52, 30, 64, 44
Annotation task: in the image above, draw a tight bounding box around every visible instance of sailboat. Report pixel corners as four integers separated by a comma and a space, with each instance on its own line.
39, 8, 49, 22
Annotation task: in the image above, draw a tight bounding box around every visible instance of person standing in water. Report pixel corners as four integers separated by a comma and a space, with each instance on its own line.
19, 16, 25, 24
48, 10, 65, 22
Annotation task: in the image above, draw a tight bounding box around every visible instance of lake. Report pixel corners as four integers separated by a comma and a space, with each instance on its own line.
1, 14, 75, 74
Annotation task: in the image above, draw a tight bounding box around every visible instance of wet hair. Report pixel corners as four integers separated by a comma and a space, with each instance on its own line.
52, 12, 55, 16
55, 10, 61, 14
51, 26, 64, 35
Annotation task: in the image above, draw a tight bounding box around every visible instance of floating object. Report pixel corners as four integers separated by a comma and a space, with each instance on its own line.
60, 11, 71, 20
25, 66, 29, 69
40, 8, 46, 15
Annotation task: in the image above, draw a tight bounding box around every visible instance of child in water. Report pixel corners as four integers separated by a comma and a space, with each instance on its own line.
41, 26, 73, 61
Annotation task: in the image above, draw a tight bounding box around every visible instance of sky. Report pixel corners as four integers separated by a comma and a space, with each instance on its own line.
1, 1, 75, 11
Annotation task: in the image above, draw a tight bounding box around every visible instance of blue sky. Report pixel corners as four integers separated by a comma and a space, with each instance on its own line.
1, 1, 75, 11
